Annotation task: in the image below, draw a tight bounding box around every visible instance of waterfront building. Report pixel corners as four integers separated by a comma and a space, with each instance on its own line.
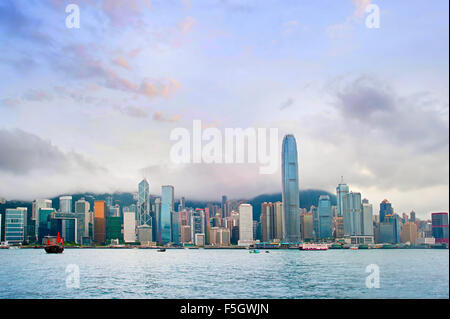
317, 195, 332, 239
274, 202, 283, 240
31, 199, 52, 228
361, 199, 374, 237
171, 211, 180, 245
153, 197, 161, 242
238, 203, 254, 246
334, 217, 344, 238
300, 212, 314, 240
379, 199, 393, 223
5, 208, 27, 244
195, 233, 205, 246
409, 211, 416, 223
260, 202, 275, 242
343, 192, 362, 236
138, 179, 151, 226
431, 212, 449, 244
106, 216, 122, 244
50, 212, 77, 242
180, 225, 191, 243
281, 134, 301, 242
137, 224, 153, 245
59, 196, 72, 213
379, 214, 401, 244
75, 198, 90, 244
191, 209, 205, 245
94, 200, 106, 245
222, 195, 228, 218
160, 185, 174, 244
123, 212, 136, 243
109, 204, 120, 217
37, 208, 55, 243
336, 178, 349, 218
401, 222, 418, 244
310, 206, 319, 239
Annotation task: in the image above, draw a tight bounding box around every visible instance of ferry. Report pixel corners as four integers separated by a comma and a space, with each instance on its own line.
157, 248, 166, 252
349, 246, 359, 250
299, 243, 329, 251
44, 233, 64, 254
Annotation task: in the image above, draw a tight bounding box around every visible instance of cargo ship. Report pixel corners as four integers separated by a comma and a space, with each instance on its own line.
299, 243, 328, 250
44, 233, 64, 254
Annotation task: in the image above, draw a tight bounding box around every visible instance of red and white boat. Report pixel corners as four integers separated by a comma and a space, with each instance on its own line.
44, 232, 64, 254
299, 243, 329, 251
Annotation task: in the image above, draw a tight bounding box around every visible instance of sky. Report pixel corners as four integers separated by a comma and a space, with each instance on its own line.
0, 0, 448, 219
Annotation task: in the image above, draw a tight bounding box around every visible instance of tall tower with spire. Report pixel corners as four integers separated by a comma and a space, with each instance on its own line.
336, 177, 349, 218
281, 134, 301, 243
138, 179, 151, 226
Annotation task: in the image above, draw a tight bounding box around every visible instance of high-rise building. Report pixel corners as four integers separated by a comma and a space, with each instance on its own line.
94, 200, 106, 245
343, 192, 362, 236
31, 199, 52, 223
361, 199, 374, 236
138, 179, 151, 226
317, 195, 332, 239
379, 199, 393, 223
153, 197, 161, 242
409, 211, 416, 223
75, 198, 90, 244
334, 217, 344, 238
431, 212, 449, 244
274, 202, 283, 240
37, 208, 55, 243
59, 196, 72, 213
336, 178, 349, 218
260, 202, 275, 242
160, 185, 174, 245
191, 209, 205, 245
300, 212, 314, 240
180, 225, 191, 243
106, 216, 122, 244
123, 212, 136, 243
5, 208, 27, 244
238, 204, 253, 246
401, 222, 418, 244
281, 134, 301, 242
137, 224, 153, 245
221, 195, 228, 218
379, 214, 400, 244
171, 211, 180, 245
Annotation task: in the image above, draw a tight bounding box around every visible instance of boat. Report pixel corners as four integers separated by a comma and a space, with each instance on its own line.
299, 243, 328, 251
0, 241, 10, 249
157, 248, 166, 252
265, 251, 270, 253
44, 233, 64, 254
349, 246, 359, 250
249, 249, 260, 254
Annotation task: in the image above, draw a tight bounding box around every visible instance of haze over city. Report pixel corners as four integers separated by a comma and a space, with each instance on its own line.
0, 0, 448, 219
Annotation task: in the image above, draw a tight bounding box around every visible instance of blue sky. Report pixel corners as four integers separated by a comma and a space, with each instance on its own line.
0, 0, 448, 218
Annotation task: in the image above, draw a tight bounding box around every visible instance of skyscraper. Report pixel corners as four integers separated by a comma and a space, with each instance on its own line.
191, 209, 205, 245
274, 201, 283, 240
379, 199, 393, 223
336, 178, 349, 218
160, 185, 174, 245
317, 195, 332, 239
59, 196, 72, 213
123, 211, 136, 243
238, 203, 253, 246
260, 202, 275, 242
94, 200, 106, 245
361, 199, 374, 236
343, 192, 362, 236
75, 198, 90, 244
5, 208, 27, 244
281, 134, 300, 242
431, 212, 449, 244
138, 179, 151, 226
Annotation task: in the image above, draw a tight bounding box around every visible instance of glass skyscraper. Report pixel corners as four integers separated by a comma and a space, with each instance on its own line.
160, 185, 174, 245
138, 179, 151, 226
317, 195, 332, 239
5, 208, 27, 244
281, 134, 300, 242
336, 179, 349, 218
379, 199, 393, 223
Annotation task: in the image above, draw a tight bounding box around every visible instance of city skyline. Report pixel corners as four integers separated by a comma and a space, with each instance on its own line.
0, 0, 448, 218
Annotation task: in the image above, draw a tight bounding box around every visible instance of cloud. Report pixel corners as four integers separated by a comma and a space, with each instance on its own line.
113, 56, 131, 69
1, 98, 20, 108
23, 89, 53, 102
140, 79, 182, 99
0, 128, 105, 175
179, 16, 197, 34
101, 0, 152, 27
117, 106, 149, 118
152, 111, 181, 123
279, 98, 294, 110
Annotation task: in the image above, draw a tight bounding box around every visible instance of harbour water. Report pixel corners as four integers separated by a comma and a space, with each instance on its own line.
0, 249, 448, 299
